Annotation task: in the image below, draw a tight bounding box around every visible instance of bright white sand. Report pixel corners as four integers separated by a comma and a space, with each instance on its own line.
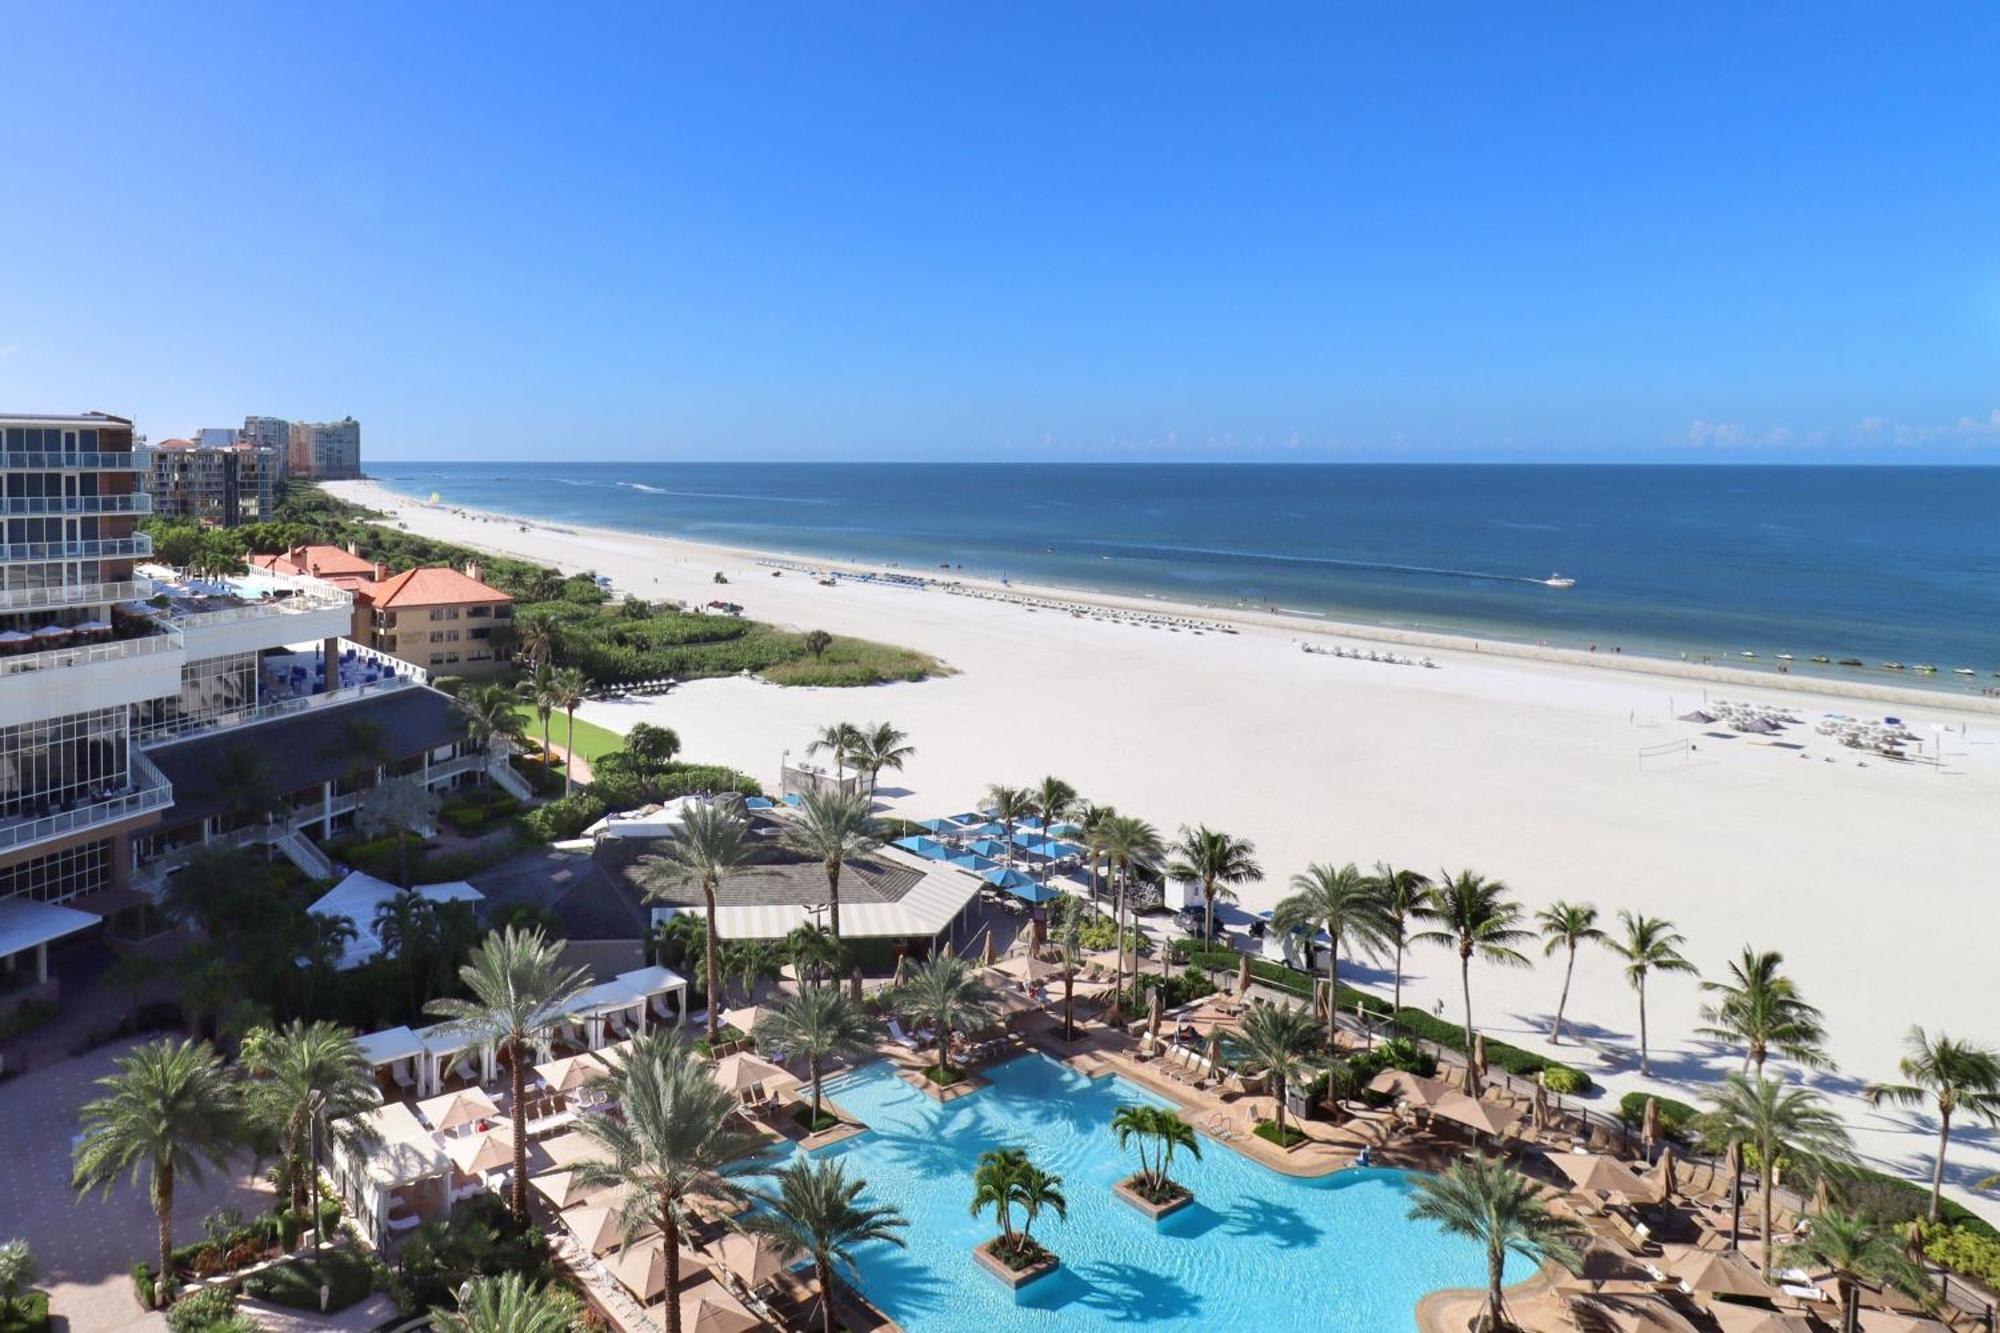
331, 478, 2000, 1221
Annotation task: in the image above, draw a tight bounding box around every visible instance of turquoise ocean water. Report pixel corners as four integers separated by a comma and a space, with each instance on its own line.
368, 462, 2000, 688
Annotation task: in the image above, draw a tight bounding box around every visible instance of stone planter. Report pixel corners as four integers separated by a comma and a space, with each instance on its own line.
1113, 1174, 1194, 1221
972, 1238, 1060, 1290
898, 1066, 987, 1103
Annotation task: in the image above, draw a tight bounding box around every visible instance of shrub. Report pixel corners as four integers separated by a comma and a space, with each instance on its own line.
1541, 1066, 1591, 1095
131, 1263, 155, 1310
0, 1290, 50, 1333
165, 1286, 238, 1333
241, 1250, 374, 1313
1920, 1221, 2000, 1287
0, 1000, 57, 1042
519, 791, 605, 843
1253, 1120, 1309, 1148
1616, 1092, 1698, 1140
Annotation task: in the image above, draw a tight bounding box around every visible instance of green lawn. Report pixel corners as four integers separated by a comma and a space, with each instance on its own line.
508, 706, 626, 764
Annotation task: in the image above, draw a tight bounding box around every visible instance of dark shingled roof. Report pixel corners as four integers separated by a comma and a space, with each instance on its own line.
148, 686, 468, 829
474, 848, 654, 943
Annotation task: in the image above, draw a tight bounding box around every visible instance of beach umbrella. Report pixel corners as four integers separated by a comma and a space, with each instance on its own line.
1853, 1314, 1948, 1333
1005, 879, 1063, 905
1146, 987, 1164, 1040
1204, 1031, 1225, 1073
1663, 1245, 1772, 1299
946, 852, 997, 872
710, 1052, 798, 1099
445, 1126, 516, 1176
417, 1087, 499, 1133
1367, 1069, 1452, 1107
0, 629, 30, 644
1546, 1152, 1652, 1202
715, 1230, 800, 1288
565, 1202, 658, 1255
541, 1130, 611, 1169
1235, 954, 1251, 997
1642, 1097, 1661, 1151
681, 1292, 760, 1333
892, 835, 948, 858
967, 838, 1012, 858
1566, 1294, 1704, 1332
606, 1239, 695, 1301
918, 818, 959, 835
1431, 1092, 1523, 1139
1706, 1305, 1814, 1333
980, 866, 1036, 889
530, 1168, 605, 1210
720, 1005, 762, 1037
1649, 1146, 1678, 1203
535, 1052, 611, 1092
992, 954, 1062, 984
981, 933, 997, 966
32, 623, 69, 639
849, 967, 864, 1004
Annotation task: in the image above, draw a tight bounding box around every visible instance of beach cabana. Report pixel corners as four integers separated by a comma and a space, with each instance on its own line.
326, 1101, 451, 1249
307, 871, 484, 971
354, 1025, 426, 1096
416, 1022, 495, 1097
563, 965, 690, 1047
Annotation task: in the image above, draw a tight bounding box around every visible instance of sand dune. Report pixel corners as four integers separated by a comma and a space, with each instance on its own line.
329, 477, 2000, 1222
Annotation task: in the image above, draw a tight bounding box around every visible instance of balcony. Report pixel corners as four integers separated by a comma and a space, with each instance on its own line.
0, 494, 151, 516
0, 624, 183, 681
0, 749, 174, 854
0, 624, 186, 730
0, 580, 147, 613
0, 535, 153, 564
0, 451, 147, 471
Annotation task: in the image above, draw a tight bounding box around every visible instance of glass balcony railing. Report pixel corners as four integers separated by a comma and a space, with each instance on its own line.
0, 749, 174, 853
0, 580, 146, 612
0, 494, 152, 516
0, 623, 183, 680
0, 451, 147, 471
0, 535, 153, 564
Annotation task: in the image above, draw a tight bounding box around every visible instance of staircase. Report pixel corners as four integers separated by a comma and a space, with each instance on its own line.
273, 828, 338, 881
487, 754, 535, 802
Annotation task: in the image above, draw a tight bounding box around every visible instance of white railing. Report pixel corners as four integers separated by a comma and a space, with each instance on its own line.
0, 624, 183, 679
0, 535, 153, 563
0, 451, 146, 470
169, 589, 352, 630
0, 750, 174, 853
0, 494, 151, 516
0, 580, 146, 612
143, 673, 420, 746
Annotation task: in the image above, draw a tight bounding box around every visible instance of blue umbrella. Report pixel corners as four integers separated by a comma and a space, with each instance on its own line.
947, 811, 985, 825
782, 793, 804, 808
1037, 840, 1086, 859
1010, 829, 1045, 848
893, 835, 948, 859
918, 818, 960, 835
947, 852, 997, 872
1047, 821, 1082, 837
981, 866, 1037, 889
967, 838, 1013, 859
957, 821, 1005, 838
1005, 879, 1063, 905
743, 796, 775, 811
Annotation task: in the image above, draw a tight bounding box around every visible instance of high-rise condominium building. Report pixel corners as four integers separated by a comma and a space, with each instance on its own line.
240, 415, 292, 476
287, 420, 313, 475
308, 417, 362, 479
144, 439, 280, 527
0, 412, 499, 1011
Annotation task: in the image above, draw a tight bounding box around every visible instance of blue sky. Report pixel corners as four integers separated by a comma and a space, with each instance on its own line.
3, 4, 1998, 462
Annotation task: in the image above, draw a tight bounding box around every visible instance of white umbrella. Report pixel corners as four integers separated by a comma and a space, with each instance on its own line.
417, 1087, 499, 1133
536, 1052, 611, 1092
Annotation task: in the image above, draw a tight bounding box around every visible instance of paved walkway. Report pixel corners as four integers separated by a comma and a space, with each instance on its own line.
0, 1039, 276, 1333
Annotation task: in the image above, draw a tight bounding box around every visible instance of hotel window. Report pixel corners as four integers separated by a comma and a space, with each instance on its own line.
0, 838, 113, 904
0, 708, 130, 818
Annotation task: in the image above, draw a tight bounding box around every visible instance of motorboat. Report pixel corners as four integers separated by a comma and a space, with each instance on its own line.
1914, 664, 1938, 674
1775, 653, 1794, 661
1543, 573, 1576, 589
1810, 655, 1830, 664
1882, 662, 1905, 670
1953, 667, 1976, 676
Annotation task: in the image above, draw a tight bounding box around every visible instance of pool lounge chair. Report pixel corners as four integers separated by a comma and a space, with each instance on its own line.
886, 1018, 922, 1050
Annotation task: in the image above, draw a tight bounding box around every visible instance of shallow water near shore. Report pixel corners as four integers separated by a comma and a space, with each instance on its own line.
370, 461, 2000, 690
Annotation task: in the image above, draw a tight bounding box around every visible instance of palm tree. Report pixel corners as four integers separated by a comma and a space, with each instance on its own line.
1013, 1162, 1067, 1252
1057, 900, 1086, 1041
807, 722, 865, 783
1366, 862, 1432, 1025
754, 987, 874, 1127
0, 1240, 36, 1323
1032, 775, 1077, 840
969, 1148, 1030, 1253
1097, 814, 1162, 1011
1111, 1103, 1201, 1197
785, 923, 846, 990
1700, 1073, 1855, 1247
548, 666, 588, 795
1864, 1027, 2000, 1222
572, 1033, 774, 1333
1411, 870, 1532, 1085
785, 790, 879, 938
1607, 912, 1697, 1077
239, 1021, 382, 1235
1230, 1002, 1319, 1142
984, 784, 1035, 860
517, 662, 560, 771
1406, 1157, 1587, 1332
355, 776, 441, 887
721, 937, 784, 1006
1535, 901, 1606, 1046
634, 802, 756, 1043
432, 1274, 575, 1333
855, 722, 916, 803
512, 607, 561, 670
1697, 947, 1833, 1075
424, 926, 593, 1218
741, 1158, 907, 1333
457, 681, 521, 753
1782, 1208, 1936, 1333
1167, 825, 1263, 950
375, 891, 443, 1018
72, 1038, 244, 1297
890, 956, 998, 1081
1272, 861, 1391, 1047
1075, 801, 1117, 900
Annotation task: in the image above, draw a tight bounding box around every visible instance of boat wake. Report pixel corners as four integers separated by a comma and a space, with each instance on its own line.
1070, 539, 1564, 589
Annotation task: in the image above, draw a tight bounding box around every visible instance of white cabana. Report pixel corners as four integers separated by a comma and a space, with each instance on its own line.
561, 966, 690, 1048
327, 1101, 450, 1248
415, 1021, 496, 1098
354, 1025, 426, 1095
307, 871, 484, 971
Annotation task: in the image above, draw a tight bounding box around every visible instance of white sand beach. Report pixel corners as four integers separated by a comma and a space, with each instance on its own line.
330, 478, 2000, 1221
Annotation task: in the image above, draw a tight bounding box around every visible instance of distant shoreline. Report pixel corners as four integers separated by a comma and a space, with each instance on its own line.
338, 476, 2000, 720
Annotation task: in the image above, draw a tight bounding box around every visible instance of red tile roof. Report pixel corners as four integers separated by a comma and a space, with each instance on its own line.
359, 566, 511, 608
250, 545, 378, 578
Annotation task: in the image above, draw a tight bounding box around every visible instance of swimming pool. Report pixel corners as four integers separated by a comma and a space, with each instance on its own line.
788, 1054, 1528, 1331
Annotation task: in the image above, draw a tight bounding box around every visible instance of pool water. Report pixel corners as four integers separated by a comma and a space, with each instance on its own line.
786, 1054, 1528, 1331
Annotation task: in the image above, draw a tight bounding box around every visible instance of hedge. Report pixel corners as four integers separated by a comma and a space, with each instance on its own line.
0, 1290, 50, 1333
1616, 1092, 1699, 1140
240, 1249, 375, 1312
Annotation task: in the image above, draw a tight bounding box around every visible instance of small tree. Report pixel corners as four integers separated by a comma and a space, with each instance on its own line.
742, 1158, 907, 1333
1111, 1104, 1201, 1200
0, 1240, 38, 1321
754, 988, 874, 1127
1407, 1157, 1586, 1332
1230, 1002, 1318, 1142
355, 776, 442, 887
803, 629, 833, 660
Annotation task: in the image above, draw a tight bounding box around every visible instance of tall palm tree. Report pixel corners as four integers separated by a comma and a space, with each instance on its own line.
1406, 1157, 1587, 1332
1057, 900, 1086, 1041
72, 1038, 244, 1297
239, 1021, 382, 1234
456, 682, 523, 763
785, 790, 879, 938
969, 1148, 1030, 1253
1075, 801, 1117, 900
1699, 1073, 1855, 1247
984, 784, 1035, 861
890, 956, 998, 1080
635, 802, 756, 1043
1365, 862, 1432, 1024
1013, 1163, 1067, 1251
1864, 1027, 2000, 1222
1111, 1103, 1202, 1196
1029, 776, 1079, 891
424, 926, 593, 1219
1097, 814, 1162, 1011
511, 607, 561, 670
1411, 870, 1532, 1084
754, 987, 875, 1126
1608, 912, 1697, 1077
375, 891, 443, 1018
1272, 861, 1391, 1047
807, 722, 865, 783
741, 1158, 907, 1333
572, 1033, 774, 1333
1229, 1002, 1319, 1142
785, 923, 846, 990
548, 666, 588, 796
432, 1274, 576, 1333
1697, 947, 1832, 1075
517, 661, 560, 771
1534, 901, 1606, 1046
1167, 825, 1263, 949
855, 722, 916, 803
1782, 1208, 1937, 1333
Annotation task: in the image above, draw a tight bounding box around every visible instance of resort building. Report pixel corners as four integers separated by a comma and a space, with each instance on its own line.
0, 411, 516, 1016
142, 437, 281, 526
304, 416, 362, 479
239, 414, 292, 476
286, 420, 313, 476
351, 563, 514, 675
249, 542, 381, 587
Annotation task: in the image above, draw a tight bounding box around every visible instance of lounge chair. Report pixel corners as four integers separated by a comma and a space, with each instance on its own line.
886, 1018, 921, 1051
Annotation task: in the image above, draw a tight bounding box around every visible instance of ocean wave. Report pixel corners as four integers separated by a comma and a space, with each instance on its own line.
612, 482, 835, 505
1069, 538, 1552, 587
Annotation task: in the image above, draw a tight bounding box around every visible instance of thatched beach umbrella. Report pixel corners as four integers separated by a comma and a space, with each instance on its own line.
1649, 1146, 1678, 1203
1642, 1096, 1660, 1153
1235, 953, 1251, 997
